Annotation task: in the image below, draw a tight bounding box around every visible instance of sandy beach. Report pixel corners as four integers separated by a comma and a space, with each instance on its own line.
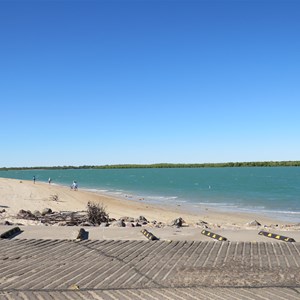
1, 178, 300, 300
0, 177, 299, 241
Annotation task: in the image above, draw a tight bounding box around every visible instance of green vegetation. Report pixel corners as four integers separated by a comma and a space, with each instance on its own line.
0, 161, 300, 171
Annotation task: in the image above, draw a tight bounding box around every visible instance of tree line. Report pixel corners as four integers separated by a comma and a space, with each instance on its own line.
1, 161, 300, 171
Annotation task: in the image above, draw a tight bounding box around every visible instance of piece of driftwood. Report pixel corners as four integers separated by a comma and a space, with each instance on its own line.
17, 209, 89, 226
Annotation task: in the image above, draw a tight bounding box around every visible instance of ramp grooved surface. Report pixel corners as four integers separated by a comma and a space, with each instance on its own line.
1, 239, 300, 299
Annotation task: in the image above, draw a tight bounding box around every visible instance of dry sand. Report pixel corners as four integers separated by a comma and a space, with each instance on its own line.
0, 177, 299, 241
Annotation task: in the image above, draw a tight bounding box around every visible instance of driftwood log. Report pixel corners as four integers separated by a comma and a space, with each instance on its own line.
17, 209, 89, 226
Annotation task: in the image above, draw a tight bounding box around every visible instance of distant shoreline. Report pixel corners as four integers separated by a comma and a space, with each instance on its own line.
1, 160, 300, 170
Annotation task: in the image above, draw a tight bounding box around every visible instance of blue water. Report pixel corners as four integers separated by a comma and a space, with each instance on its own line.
1, 167, 299, 222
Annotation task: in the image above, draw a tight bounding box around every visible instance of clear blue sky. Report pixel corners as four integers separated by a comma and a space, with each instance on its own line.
1, 0, 299, 167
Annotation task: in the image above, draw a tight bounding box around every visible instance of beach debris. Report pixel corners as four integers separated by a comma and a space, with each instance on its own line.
121, 216, 135, 222
40, 212, 72, 225
141, 229, 159, 241
12, 207, 167, 229
201, 229, 228, 241
2, 221, 13, 226
17, 209, 36, 220
87, 201, 109, 225
247, 220, 261, 226
284, 222, 300, 229
157, 221, 164, 228
69, 284, 80, 290
42, 208, 53, 216
50, 194, 59, 201
196, 220, 209, 228
149, 220, 164, 228
15, 209, 88, 225
80, 221, 93, 226
258, 230, 296, 242
170, 217, 185, 227
111, 220, 126, 227
33, 210, 42, 218
136, 216, 148, 223
0, 209, 5, 213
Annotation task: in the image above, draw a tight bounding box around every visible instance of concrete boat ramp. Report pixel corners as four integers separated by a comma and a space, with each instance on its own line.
1, 233, 300, 300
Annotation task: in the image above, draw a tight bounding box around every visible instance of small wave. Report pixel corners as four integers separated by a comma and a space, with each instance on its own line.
85, 188, 109, 193
149, 196, 178, 201
262, 209, 300, 215
194, 202, 239, 207
175, 200, 187, 203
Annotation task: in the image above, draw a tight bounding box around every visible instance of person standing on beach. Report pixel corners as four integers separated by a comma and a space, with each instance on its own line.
72, 180, 78, 191
48, 178, 52, 185
33, 176, 36, 184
